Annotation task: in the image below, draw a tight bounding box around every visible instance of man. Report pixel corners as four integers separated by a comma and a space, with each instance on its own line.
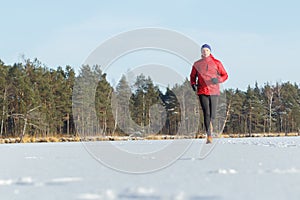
190, 44, 228, 143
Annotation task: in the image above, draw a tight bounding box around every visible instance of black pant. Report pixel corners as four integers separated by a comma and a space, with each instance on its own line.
199, 95, 219, 136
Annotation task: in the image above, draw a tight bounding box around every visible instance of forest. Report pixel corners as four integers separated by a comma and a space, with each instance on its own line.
0, 58, 299, 140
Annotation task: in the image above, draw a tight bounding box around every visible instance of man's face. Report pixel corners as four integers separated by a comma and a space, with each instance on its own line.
201, 48, 211, 57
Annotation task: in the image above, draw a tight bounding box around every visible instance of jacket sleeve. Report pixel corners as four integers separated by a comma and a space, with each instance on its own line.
216, 61, 228, 83
190, 65, 197, 86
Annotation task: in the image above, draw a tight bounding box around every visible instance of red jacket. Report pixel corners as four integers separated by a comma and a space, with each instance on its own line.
190, 54, 228, 95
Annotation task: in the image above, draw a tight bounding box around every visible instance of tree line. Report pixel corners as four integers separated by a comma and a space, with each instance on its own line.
0, 58, 299, 139
225, 82, 300, 135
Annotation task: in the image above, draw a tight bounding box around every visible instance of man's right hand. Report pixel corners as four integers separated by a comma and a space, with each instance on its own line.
192, 84, 197, 91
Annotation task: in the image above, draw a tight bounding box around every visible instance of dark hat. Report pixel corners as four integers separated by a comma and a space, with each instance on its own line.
201, 44, 211, 51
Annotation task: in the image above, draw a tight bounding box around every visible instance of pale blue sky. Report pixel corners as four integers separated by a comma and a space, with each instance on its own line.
1, 0, 300, 90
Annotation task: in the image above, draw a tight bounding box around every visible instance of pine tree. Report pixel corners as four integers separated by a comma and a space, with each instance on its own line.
95, 73, 114, 135
280, 82, 300, 133
231, 89, 245, 134
160, 87, 180, 135
59, 65, 76, 135
73, 65, 100, 137
113, 75, 132, 135
129, 74, 163, 136
252, 82, 266, 133
143, 77, 164, 134
0, 61, 9, 137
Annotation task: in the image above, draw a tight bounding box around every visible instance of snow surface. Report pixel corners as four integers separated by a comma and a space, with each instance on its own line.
1, 137, 300, 200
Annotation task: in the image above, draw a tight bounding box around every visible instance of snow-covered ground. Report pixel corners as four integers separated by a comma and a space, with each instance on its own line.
1, 137, 300, 200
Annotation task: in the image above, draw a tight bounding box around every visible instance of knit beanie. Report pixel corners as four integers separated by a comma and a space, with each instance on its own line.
201, 44, 211, 51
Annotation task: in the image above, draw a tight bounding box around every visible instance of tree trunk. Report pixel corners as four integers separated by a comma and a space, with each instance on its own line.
268, 91, 273, 133
1, 87, 7, 137
20, 117, 28, 143
104, 111, 107, 136
249, 101, 252, 136
220, 101, 231, 134
112, 106, 118, 135
67, 113, 70, 135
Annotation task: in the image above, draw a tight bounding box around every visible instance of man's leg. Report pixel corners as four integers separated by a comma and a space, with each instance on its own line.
209, 95, 219, 134
199, 95, 211, 136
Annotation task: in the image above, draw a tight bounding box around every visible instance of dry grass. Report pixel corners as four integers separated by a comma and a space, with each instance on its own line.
0, 132, 299, 144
